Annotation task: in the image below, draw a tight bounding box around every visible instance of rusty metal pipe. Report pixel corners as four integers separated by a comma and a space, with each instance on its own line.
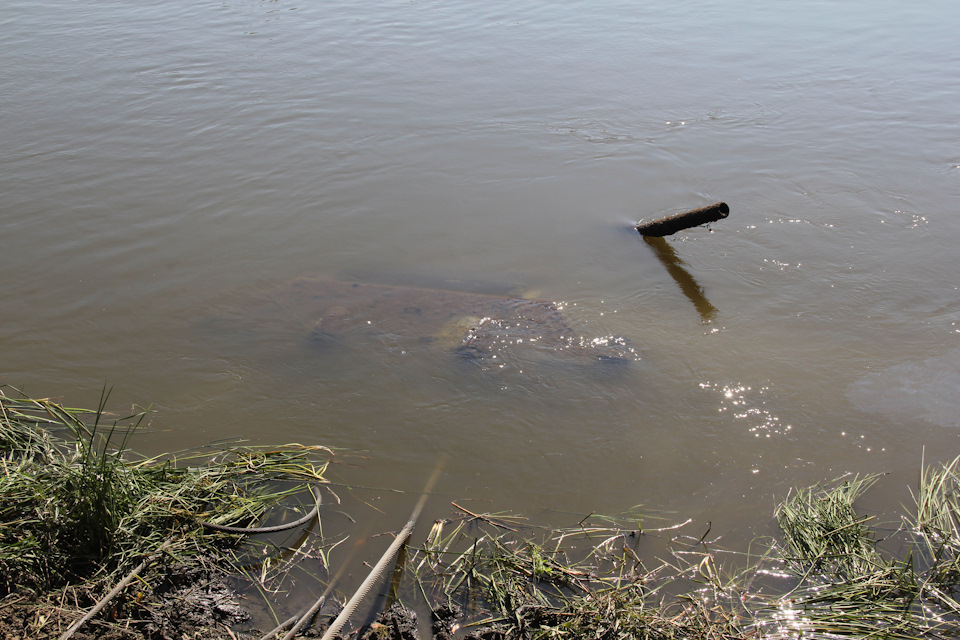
636, 202, 730, 237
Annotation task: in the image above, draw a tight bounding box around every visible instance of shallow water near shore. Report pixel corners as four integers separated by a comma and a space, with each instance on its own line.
3, 0, 960, 605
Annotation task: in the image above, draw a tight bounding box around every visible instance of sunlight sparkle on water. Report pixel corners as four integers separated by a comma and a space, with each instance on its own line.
700, 382, 792, 437
761, 258, 802, 271
839, 431, 885, 453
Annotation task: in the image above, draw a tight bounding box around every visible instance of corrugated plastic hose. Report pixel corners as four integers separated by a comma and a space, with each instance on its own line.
201, 486, 322, 535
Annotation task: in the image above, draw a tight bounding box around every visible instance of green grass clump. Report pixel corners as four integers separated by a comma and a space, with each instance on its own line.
0, 386, 329, 597
775, 474, 885, 580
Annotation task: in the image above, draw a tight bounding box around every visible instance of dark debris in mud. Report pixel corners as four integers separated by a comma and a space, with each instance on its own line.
352, 603, 465, 640
358, 603, 420, 640
1, 579, 473, 640
139, 563, 251, 639
429, 604, 461, 640
0, 562, 253, 640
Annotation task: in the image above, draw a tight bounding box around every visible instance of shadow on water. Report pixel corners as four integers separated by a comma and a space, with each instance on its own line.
642, 236, 719, 323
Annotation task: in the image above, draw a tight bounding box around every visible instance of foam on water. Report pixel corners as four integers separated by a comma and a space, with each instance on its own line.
848, 349, 960, 428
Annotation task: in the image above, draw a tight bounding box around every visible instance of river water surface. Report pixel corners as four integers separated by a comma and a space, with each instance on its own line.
3, 0, 960, 600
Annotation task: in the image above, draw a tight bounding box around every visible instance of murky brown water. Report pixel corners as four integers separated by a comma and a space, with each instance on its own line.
3, 0, 960, 601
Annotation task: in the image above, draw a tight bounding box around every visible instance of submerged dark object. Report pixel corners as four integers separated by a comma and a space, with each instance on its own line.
636, 202, 730, 237
264, 277, 637, 363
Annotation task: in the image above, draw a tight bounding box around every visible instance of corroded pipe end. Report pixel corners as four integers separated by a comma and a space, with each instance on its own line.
636, 202, 730, 237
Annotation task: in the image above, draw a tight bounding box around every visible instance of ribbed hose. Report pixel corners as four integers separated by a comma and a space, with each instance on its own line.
201, 486, 322, 535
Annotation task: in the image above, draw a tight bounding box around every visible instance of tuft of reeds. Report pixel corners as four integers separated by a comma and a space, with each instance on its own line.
911, 452, 960, 618
0, 386, 330, 603
775, 474, 885, 580
759, 464, 960, 639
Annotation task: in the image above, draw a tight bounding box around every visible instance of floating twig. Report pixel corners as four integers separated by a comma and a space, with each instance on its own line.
452, 502, 519, 532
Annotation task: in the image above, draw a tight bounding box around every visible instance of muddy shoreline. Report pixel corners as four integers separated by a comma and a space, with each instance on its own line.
0, 582, 465, 640
6, 391, 960, 639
